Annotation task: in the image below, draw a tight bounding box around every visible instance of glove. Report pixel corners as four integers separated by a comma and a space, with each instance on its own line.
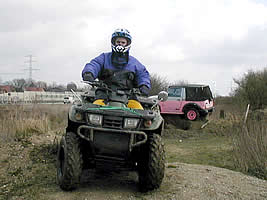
83, 72, 94, 82
139, 85, 150, 96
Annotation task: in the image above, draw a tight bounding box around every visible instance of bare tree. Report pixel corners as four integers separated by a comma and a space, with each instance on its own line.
171, 79, 189, 86
36, 81, 48, 90
47, 82, 66, 92
150, 73, 170, 95
10, 79, 27, 92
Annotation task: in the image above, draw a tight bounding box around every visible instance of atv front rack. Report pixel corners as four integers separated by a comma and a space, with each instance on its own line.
77, 125, 147, 152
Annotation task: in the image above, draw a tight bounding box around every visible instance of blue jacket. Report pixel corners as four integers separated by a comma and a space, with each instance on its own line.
82, 52, 151, 88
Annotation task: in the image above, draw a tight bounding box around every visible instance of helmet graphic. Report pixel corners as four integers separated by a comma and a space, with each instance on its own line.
111, 28, 132, 53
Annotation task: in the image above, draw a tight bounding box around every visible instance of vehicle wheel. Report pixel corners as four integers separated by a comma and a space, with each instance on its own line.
185, 108, 199, 121
57, 132, 83, 191
138, 133, 165, 192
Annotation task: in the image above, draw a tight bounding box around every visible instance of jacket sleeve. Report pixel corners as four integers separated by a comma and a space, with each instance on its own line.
135, 63, 151, 89
82, 53, 105, 79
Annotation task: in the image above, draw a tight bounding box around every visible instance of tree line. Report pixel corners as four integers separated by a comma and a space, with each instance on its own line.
0, 73, 179, 94
0, 79, 79, 92
2, 67, 267, 110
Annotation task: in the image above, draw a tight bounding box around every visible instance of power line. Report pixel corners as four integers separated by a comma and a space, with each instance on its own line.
23, 55, 40, 81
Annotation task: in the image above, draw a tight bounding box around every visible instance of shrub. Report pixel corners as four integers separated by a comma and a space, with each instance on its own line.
233, 68, 267, 110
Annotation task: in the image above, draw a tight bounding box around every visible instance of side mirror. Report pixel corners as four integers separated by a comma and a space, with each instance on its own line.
158, 91, 168, 102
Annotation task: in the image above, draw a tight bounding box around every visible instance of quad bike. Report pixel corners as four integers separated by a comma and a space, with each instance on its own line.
56, 81, 168, 192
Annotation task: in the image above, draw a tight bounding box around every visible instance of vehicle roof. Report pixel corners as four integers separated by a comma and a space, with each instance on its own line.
169, 84, 210, 88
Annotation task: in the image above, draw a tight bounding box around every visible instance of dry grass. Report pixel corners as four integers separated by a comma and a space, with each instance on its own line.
0, 104, 69, 142
0, 101, 266, 199
0, 102, 266, 181
165, 99, 267, 180
232, 120, 267, 179
212, 99, 267, 179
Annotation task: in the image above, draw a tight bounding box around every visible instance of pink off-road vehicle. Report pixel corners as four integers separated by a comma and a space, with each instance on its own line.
159, 84, 214, 121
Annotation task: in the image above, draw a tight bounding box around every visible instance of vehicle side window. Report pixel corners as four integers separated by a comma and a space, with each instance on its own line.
203, 86, 213, 99
186, 86, 213, 101
168, 88, 182, 97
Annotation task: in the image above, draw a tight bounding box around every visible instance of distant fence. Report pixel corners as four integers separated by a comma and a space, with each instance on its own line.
0, 91, 83, 104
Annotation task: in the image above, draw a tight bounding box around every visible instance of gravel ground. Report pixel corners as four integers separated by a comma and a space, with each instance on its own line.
159, 162, 267, 200
1, 134, 266, 200
42, 162, 267, 200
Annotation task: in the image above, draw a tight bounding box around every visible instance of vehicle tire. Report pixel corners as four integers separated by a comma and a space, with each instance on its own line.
138, 133, 165, 192
185, 108, 199, 121
56, 132, 83, 191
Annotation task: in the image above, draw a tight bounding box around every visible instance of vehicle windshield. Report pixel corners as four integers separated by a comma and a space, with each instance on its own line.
185, 86, 213, 101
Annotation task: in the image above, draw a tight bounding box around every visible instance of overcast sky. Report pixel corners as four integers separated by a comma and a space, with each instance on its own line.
1, 0, 267, 96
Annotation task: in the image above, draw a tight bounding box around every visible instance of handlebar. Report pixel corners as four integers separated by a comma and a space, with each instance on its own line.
82, 81, 112, 91
82, 80, 141, 95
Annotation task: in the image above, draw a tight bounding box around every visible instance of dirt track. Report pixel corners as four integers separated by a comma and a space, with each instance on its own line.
44, 162, 267, 200
1, 131, 266, 200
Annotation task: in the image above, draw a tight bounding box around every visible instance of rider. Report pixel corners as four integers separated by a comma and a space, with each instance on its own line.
82, 28, 151, 109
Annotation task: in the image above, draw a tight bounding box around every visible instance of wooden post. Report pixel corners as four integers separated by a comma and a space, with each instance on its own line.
220, 110, 225, 119
244, 104, 250, 125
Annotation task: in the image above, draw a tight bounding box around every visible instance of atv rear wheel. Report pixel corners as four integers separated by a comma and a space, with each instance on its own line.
57, 132, 83, 191
138, 133, 165, 192
185, 108, 199, 121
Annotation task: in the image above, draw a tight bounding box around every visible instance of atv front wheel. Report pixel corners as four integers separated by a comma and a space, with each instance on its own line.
57, 132, 83, 191
138, 133, 165, 192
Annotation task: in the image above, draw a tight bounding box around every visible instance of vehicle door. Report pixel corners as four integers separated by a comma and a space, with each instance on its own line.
160, 87, 184, 114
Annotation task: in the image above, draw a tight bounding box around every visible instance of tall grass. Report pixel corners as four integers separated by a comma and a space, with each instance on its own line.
232, 120, 267, 179
208, 100, 267, 180
0, 104, 68, 142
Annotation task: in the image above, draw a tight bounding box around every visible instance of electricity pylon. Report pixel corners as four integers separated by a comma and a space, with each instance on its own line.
24, 55, 40, 81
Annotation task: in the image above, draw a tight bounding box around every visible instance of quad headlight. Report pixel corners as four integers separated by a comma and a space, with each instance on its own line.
88, 114, 103, 126
124, 118, 139, 129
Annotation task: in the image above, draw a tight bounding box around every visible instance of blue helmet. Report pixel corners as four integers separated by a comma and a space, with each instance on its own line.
111, 28, 132, 53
